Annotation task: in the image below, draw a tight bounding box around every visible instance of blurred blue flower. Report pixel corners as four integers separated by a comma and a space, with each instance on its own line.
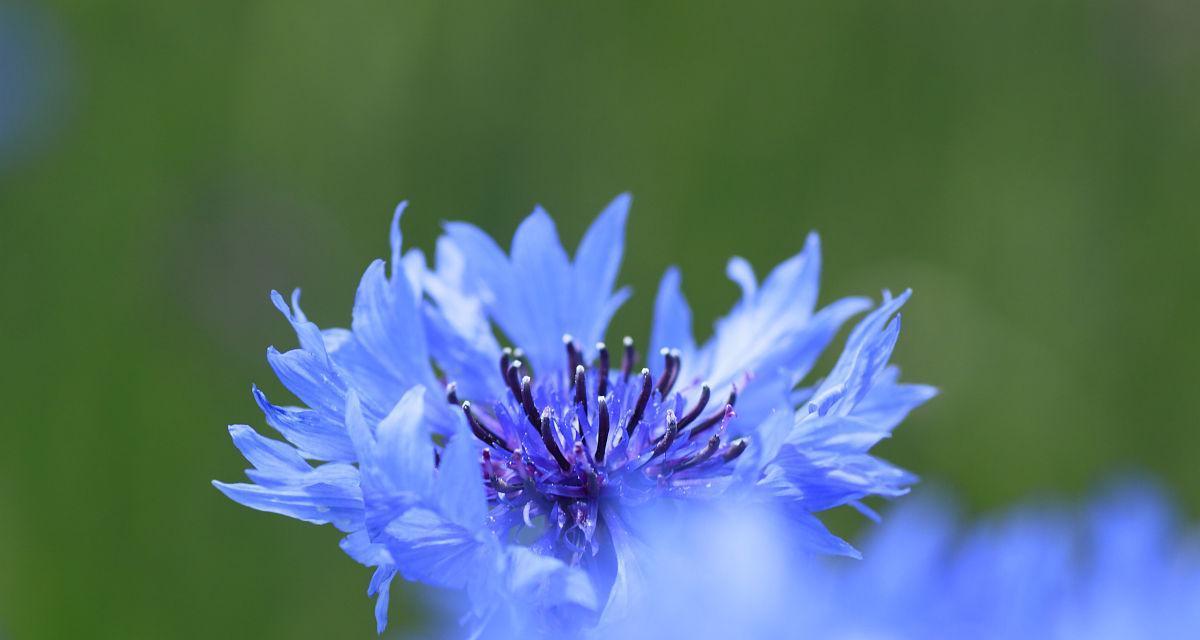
616, 482, 1200, 640
0, 4, 66, 168
214, 195, 932, 635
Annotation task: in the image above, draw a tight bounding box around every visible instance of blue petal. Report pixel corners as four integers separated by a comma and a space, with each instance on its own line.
340, 530, 394, 567
573, 193, 631, 354
266, 341, 350, 421
650, 266, 695, 357
270, 289, 328, 364
760, 444, 913, 513
419, 237, 505, 401
725, 256, 757, 301
351, 259, 429, 383
350, 388, 433, 502
807, 290, 911, 418
227, 424, 311, 481
777, 502, 862, 559
701, 233, 856, 393
506, 546, 598, 611
212, 477, 362, 531
389, 202, 406, 276
368, 565, 397, 635
253, 386, 355, 462
318, 328, 398, 420
435, 433, 488, 529
849, 368, 938, 432
508, 207, 573, 373
442, 220, 531, 343
383, 507, 494, 590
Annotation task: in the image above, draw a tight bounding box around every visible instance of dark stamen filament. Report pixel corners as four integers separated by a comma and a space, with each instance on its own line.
621, 336, 635, 382
499, 348, 512, 384
721, 438, 748, 462
688, 387, 738, 440
596, 342, 610, 398
595, 397, 611, 462
540, 407, 571, 471
564, 335, 581, 379
445, 382, 460, 406
573, 365, 588, 414
663, 349, 682, 395
654, 348, 676, 397
505, 360, 523, 399
462, 401, 510, 452
648, 410, 678, 460
626, 368, 653, 436
677, 434, 722, 470
520, 376, 541, 430
676, 384, 711, 430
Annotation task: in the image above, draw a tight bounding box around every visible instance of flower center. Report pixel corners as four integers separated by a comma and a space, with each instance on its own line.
445, 335, 745, 562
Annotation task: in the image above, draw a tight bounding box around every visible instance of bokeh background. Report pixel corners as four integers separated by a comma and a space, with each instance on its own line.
3, 1, 1199, 637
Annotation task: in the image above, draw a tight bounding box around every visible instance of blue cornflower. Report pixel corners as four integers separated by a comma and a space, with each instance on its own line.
617, 481, 1200, 640
214, 195, 932, 635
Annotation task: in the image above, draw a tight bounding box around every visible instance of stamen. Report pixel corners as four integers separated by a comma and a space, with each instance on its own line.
462, 401, 510, 452
596, 342, 610, 398
445, 381, 460, 406
687, 386, 738, 440
499, 348, 512, 383
676, 434, 721, 471
595, 396, 611, 462
573, 365, 588, 413
520, 376, 542, 431
621, 336, 636, 382
626, 368, 653, 436
564, 335, 581, 378
505, 360, 524, 399
676, 384, 711, 430
540, 407, 571, 471
664, 349, 683, 395
648, 410, 679, 460
654, 348, 675, 397
721, 438, 748, 463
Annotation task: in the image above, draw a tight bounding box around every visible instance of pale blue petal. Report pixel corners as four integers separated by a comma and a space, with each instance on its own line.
372, 387, 434, 499
340, 530, 394, 567
506, 546, 598, 611
253, 386, 355, 461
573, 193, 630, 351
650, 266, 695, 357
265, 346, 349, 419
725, 256, 757, 302
212, 479, 361, 531
227, 424, 311, 481
270, 289, 328, 363
351, 259, 429, 383
368, 565, 397, 635
383, 507, 494, 590
508, 207, 573, 373
777, 502, 861, 559
435, 433, 488, 529
389, 201, 406, 276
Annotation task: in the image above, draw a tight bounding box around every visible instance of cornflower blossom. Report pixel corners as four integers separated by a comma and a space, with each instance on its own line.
615, 482, 1200, 640
214, 195, 933, 635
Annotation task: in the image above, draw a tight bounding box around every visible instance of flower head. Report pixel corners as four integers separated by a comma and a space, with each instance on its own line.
214, 195, 933, 635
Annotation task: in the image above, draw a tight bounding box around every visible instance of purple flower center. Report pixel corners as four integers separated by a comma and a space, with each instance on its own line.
447, 335, 745, 563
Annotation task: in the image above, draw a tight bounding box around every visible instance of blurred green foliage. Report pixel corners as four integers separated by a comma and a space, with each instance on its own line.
2, 0, 1199, 637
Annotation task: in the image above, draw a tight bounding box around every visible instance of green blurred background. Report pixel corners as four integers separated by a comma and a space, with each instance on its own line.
2, 0, 1198, 636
